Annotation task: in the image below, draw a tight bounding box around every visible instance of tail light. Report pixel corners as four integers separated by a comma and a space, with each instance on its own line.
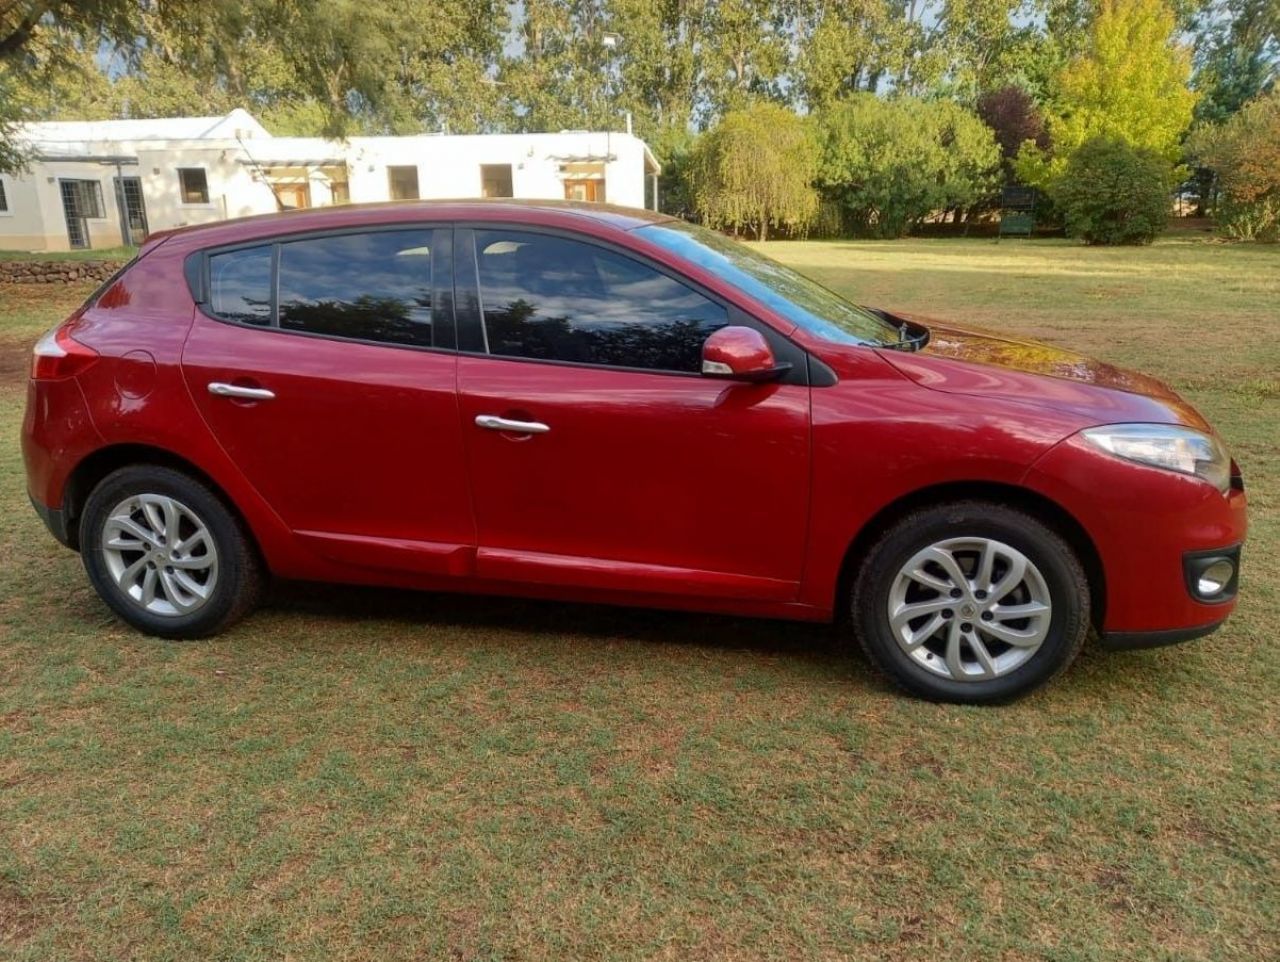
31, 318, 99, 380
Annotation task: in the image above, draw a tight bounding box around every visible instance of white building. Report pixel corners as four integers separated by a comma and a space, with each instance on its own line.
0, 108, 662, 252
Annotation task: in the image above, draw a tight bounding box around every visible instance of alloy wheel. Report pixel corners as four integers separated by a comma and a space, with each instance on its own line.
100, 493, 219, 617
886, 537, 1052, 681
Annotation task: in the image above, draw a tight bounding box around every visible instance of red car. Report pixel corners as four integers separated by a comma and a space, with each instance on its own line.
22, 201, 1246, 702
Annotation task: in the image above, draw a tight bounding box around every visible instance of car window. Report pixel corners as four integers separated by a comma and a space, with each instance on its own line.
277, 230, 436, 347
636, 220, 899, 347
473, 229, 729, 373
209, 246, 272, 326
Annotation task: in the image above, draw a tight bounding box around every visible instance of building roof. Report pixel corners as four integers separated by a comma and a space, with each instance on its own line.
18, 108, 269, 149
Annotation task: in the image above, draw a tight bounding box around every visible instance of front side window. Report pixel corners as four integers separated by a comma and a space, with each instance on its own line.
636, 220, 899, 347
473, 229, 729, 373
277, 230, 435, 346
178, 168, 210, 205
209, 246, 273, 325
388, 166, 419, 201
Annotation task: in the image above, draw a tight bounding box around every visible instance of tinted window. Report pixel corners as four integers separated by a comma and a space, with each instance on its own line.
278, 230, 435, 346
474, 230, 728, 372
209, 245, 272, 325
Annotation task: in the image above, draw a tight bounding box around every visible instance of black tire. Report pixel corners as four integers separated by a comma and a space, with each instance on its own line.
80, 465, 264, 639
851, 501, 1090, 704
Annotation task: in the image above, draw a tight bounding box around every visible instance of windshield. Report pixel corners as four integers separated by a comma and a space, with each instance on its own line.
635, 220, 900, 347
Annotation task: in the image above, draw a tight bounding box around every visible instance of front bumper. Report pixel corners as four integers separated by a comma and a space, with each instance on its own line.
1025, 433, 1247, 637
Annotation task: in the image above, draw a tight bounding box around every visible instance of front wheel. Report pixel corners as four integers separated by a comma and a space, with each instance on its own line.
80, 465, 264, 639
851, 501, 1090, 703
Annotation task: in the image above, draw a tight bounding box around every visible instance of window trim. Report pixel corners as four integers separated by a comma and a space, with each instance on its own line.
453, 221, 812, 385
177, 167, 213, 208
190, 223, 458, 356
0, 176, 10, 216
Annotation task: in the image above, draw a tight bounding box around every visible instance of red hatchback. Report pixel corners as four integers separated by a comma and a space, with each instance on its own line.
22, 201, 1246, 702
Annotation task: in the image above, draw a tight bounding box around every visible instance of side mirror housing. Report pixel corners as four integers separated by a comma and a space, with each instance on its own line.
701, 326, 792, 382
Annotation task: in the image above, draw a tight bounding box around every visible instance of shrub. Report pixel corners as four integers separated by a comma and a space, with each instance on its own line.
1052, 136, 1171, 245
816, 94, 1000, 238
1188, 90, 1280, 242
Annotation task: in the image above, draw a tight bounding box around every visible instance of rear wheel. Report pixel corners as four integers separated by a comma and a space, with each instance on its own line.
851, 501, 1089, 703
80, 465, 263, 638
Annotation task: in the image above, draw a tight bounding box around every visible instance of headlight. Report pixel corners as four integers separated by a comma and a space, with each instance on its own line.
1082, 424, 1231, 493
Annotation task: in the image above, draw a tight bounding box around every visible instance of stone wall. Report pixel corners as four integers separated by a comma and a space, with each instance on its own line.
0, 260, 125, 285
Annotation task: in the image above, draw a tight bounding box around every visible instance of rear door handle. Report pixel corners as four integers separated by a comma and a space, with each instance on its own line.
208, 382, 275, 401
475, 414, 550, 434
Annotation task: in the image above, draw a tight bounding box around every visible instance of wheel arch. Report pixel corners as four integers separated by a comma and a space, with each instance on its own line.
61, 443, 262, 563
835, 480, 1106, 631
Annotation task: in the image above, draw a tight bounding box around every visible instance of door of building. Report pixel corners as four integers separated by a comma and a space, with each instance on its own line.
113, 176, 149, 246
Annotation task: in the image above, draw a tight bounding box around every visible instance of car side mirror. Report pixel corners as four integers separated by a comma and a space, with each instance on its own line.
701, 326, 792, 382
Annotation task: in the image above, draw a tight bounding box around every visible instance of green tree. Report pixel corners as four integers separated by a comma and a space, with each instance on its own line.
1018, 0, 1198, 187
1052, 135, 1172, 243
1191, 0, 1279, 125
690, 102, 819, 239
817, 94, 1001, 237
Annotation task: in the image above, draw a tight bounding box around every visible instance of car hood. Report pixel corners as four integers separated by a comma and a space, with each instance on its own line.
877, 316, 1210, 430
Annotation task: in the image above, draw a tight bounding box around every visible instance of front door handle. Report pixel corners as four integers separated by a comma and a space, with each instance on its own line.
208, 382, 276, 401
475, 414, 550, 434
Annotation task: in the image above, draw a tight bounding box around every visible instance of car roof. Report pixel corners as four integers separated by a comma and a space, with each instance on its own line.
146, 199, 677, 254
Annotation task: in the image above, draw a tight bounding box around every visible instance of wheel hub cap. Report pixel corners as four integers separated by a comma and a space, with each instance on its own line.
886, 537, 1052, 682
100, 493, 219, 617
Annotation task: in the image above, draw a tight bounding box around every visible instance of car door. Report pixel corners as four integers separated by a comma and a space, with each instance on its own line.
181, 225, 475, 577
454, 226, 811, 602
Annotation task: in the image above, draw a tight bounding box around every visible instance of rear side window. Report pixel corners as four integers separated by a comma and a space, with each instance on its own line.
278, 231, 434, 347
473, 229, 729, 373
203, 228, 448, 349
209, 246, 272, 325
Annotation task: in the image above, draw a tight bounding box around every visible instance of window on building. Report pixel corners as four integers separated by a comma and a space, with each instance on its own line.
480, 164, 513, 198
387, 166, 420, 201
0, 178, 8, 212
473, 229, 729, 373
272, 183, 311, 210
178, 167, 210, 204
278, 229, 437, 347
563, 179, 605, 203
209, 245, 273, 326
330, 179, 350, 204
61, 179, 105, 219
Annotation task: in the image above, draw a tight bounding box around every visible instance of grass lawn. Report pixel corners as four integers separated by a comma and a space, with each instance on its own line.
0, 246, 137, 263
1, 235, 1276, 961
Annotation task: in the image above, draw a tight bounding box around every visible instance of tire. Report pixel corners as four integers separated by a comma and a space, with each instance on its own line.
80, 465, 264, 639
851, 501, 1089, 704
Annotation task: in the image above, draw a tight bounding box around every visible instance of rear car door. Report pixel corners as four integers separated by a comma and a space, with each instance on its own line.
181, 225, 475, 577
454, 226, 811, 602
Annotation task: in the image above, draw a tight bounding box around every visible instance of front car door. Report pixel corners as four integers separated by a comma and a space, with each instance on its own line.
182, 225, 474, 578
454, 226, 811, 603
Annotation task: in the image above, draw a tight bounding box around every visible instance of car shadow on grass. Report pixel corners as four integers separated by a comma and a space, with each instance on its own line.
261, 579, 862, 677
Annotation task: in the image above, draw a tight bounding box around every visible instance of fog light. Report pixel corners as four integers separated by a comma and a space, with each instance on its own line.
1184, 548, 1241, 603
1197, 560, 1235, 596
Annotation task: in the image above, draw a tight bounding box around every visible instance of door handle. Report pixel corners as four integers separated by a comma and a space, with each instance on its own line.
208, 382, 275, 401
475, 414, 550, 434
